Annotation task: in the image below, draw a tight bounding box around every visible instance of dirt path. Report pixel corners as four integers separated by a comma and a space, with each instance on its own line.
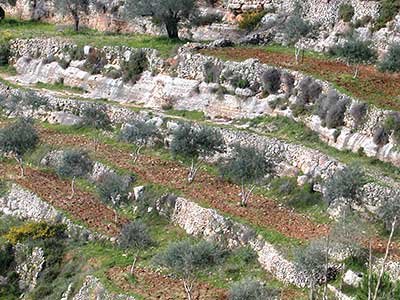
38, 127, 329, 242
202, 48, 400, 111
0, 164, 123, 235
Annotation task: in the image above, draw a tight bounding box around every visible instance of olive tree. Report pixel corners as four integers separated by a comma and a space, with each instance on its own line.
228, 278, 278, 300
118, 220, 153, 276
171, 122, 225, 184
119, 120, 160, 163
96, 172, 131, 224
219, 144, 274, 207
124, 0, 196, 39
0, 118, 39, 177
154, 240, 225, 300
80, 105, 111, 150
332, 38, 377, 78
56, 149, 93, 198
294, 240, 327, 300
379, 43, 400, 73
323, 164, 366, 207
284, 2, 312, 64
54, 0, 90, 31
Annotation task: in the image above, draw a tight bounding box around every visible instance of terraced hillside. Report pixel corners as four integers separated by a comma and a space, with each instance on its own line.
1, 0, 400, 299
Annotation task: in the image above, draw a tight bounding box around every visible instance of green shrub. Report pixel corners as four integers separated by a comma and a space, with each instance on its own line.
238, 11, 266, 32
80, 105, 111, 130
338, 4, 355, 22
192, 13, 222, 26
356, 273, 400, 300
121, 50, 148, 83
383, 112, 400, 142
373, 126, 390, 146
203, 61, 221, 83
379, 43, 400, 73
96, 172, 132, 208
82, 50, 107, 75
229, 278, 278, 300
4, 222, 66, 245
323, 164, 366, 205
374, 0, 400, 31
118, 220, 154, 250
262, 68, 281, 95
0, 41, 10, 66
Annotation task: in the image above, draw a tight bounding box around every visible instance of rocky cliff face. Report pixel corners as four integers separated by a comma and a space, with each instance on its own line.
8, 38, 400, 168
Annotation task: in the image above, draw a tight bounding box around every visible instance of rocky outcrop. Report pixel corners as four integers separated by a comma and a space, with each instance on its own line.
0, 80, 398, 218
157, 195, 312, 287
14, 244, 45, 293
0, 184, 106, 241
71, 276, 135, 300
8, 38, 400, 168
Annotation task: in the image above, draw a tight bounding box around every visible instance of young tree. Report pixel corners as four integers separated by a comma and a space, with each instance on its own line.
154, 240, 225, 300
118, 220, 153, 276
119, 120, 160, 163
96, 172, 131, 224
0, 118, 39, 177
56, 149, 93, 198
373, 195, 400, 300
54, 0, 90, 32
332, 38, 377, 78
323, 163, 366, 206
124, 0, 197, 39
171, 122, 225, 184
294, 240, 327, 300
228, 278, 279, 300
284, 3, 312, 64
219, 144, 274, 207
379, 43, 400, 73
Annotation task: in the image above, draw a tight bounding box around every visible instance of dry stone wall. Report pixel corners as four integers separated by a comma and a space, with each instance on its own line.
8, 38, 400, 168
157, 195, 312, 287
0, 79, 398, 217
0, 184, 107, 241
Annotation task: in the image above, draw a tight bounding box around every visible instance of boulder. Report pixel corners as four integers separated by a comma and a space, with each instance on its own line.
46, 111, 83, 126
343, 270, 363, 288
133, 186, 145, 200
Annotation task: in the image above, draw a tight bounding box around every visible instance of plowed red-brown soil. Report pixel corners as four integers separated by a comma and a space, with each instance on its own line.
38, 127, 328, 242
106, 267, 227, 300
0, 164, 124, 235
202, 48, 400, 111
36, 127, 400, 259
106, 266, 306, 300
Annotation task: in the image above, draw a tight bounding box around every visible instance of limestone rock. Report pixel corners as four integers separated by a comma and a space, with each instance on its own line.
343, 270, 363, 287
46, 111, 82, 126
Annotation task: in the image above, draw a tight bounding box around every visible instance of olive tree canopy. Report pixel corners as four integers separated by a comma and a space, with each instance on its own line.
124, 0, 196, 39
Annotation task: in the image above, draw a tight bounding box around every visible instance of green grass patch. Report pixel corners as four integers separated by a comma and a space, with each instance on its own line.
164, 109, 206, 121
0, 18, 185, 58
35, 82, 85, 94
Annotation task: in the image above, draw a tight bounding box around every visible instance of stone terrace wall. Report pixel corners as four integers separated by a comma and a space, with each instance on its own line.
0, 184, 107, 241
0, 82, 398, 217
8, 39, 400, 166
157, 195, 311, 287
8, 38, 400, 168
176, 46, 400, 168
